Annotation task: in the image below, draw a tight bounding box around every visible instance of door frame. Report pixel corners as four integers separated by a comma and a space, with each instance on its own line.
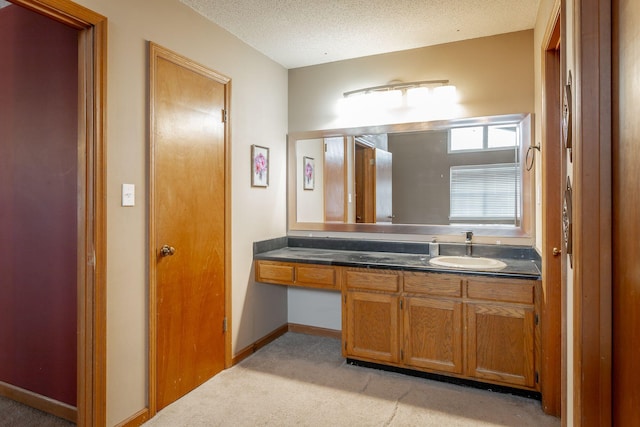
540, 0, 562, 417
8, 0, 107, 425
148, 42, 232, 418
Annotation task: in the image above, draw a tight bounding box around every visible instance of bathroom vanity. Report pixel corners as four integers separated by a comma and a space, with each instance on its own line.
254, 237, 541, 393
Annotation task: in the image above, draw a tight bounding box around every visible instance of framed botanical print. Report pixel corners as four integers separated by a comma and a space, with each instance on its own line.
303, 156, 314, 190
251, 145, 269, 187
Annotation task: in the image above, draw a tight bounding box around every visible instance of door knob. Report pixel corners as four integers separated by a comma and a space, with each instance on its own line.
160, 244, 176, 257
552, 247, 561, 256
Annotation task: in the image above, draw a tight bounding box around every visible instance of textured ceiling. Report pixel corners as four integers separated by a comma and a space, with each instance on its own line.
179, 0, 541, 69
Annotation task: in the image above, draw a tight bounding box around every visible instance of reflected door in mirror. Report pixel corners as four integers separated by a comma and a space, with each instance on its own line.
376, 148, 393, 223
324, 137, 347, 222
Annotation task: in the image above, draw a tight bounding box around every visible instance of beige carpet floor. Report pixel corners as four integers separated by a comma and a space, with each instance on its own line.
145, 332, 560, 427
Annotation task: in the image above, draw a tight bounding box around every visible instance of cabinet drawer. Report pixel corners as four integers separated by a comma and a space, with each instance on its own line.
256, 261, 294, 284
344, 268, 400, 292
255, 260, 341, 290
403, 272, 462, 297
466, 277, 535, 305
296, 264, 340, 290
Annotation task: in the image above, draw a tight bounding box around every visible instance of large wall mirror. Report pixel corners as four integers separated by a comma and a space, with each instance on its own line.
287, 113, 534, 240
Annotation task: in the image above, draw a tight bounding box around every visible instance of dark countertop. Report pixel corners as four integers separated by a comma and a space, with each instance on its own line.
254, 237, 541, 280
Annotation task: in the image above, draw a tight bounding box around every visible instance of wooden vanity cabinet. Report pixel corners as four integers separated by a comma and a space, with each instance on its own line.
255, 260, 341, 290
256, 257, 540, 392
464, 276, 537, 388
345, 291, 400, 363
342, 268, 401, 363
403, 296, 463, 374
402, 272, 463, 374
343, 269, 540, 392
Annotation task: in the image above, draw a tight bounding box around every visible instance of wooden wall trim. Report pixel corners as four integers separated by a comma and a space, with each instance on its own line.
10, 0, 105, 29
540, 0, 562, 417
232, 324, 289, 365
572, 0, 613, 425
114, 408, 150, 427
91, 16, 108, 427
231, 323, 342, 366
224, 80, 233, 371
288, 323, 342, 340
0, 381, 77, 423
7, 2, 108, 426
147, 41, 158, 419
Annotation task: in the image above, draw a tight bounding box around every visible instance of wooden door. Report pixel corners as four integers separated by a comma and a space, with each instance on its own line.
403, 297, 462, 374
345, 291, 399, 363
354, 144, 375, 223
150, 44, 228, 411
375, 148, 393, 223
324, 137, 346, 222
613, 0, 640, 422
466, 303, 535, 388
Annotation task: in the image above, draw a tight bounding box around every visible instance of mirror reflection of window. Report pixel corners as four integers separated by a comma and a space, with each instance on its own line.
488, 124, 518, 149
449, 126, 484, 151
449, 123, 519, 152
450, 163, 521, 225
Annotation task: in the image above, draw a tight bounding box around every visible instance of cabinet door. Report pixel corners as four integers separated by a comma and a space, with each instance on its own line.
466, 302, 535, 388
345, 291, 399, 363
404, 297, 463, 374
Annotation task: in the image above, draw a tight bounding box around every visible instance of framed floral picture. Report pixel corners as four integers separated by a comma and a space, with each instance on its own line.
251, 145, 269, 187
303, 156, 314, 190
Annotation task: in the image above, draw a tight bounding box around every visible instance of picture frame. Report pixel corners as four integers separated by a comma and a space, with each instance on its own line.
251, 145, 269, 187
303, 156, 315, 190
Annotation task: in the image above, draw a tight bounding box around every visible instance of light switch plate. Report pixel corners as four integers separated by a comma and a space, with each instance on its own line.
122, 183, 135, 207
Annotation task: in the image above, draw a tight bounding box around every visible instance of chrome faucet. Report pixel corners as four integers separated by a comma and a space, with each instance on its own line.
465, 231, 473, 256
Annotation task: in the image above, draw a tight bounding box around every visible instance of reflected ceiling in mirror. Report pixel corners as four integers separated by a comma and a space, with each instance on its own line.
288, 114, 534, 239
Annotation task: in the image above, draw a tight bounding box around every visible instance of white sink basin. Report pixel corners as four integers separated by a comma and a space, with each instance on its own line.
429, 255, 507, 270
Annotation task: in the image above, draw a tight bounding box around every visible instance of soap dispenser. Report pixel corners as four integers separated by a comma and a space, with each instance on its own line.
429, 238, 439, 257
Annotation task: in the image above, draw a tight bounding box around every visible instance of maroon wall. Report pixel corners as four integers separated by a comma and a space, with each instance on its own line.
0, 4, 79, 406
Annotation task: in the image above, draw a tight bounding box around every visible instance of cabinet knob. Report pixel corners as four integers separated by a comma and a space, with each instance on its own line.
552, 247, 561, 256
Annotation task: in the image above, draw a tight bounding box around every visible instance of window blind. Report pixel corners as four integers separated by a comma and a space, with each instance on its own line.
450, 163, 521, 222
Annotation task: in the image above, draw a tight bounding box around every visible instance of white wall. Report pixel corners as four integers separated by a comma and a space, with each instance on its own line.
69, 0, 288, 425
288, 288, 342, 330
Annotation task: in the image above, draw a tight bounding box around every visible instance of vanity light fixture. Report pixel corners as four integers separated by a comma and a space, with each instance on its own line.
342, 80, 457, 111
342, 79, 451, 98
